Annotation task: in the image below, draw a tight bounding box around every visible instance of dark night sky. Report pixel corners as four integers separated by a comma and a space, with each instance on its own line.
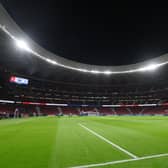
1, 1, 168, 66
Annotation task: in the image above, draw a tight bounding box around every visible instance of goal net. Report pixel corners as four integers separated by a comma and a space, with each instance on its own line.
86, 111, 100, 116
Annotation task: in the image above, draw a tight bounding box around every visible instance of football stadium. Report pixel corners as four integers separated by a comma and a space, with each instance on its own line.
1, 2, 168, 168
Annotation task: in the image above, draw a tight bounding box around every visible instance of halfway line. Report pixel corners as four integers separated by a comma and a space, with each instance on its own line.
78, 123, 137, 159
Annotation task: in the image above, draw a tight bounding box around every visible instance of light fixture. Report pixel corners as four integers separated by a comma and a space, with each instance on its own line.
139, 64, 159, 72
15, 39, 31, 52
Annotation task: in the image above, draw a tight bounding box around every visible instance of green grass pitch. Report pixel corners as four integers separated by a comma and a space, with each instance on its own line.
0, 116, 168, 168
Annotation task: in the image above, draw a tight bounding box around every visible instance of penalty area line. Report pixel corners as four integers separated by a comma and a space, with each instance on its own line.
70, 153, 168, 168
78, 123, 137, 159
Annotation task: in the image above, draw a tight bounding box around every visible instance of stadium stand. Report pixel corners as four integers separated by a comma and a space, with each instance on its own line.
1, 64, 168, 118
1, 10, 168, 118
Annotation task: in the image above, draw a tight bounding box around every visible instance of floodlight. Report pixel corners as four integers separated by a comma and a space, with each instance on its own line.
46, 58, 57, 65
145, 64, 159, 70
139, 64, 159, 72
15, 39, 31, 51
1, 23, 167, 75
78, 69, 89, 73
91, 70, 100, 74
104, 70, 112, 75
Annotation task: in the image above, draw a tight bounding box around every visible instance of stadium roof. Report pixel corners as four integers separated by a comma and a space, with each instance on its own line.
1, 4, 168, 76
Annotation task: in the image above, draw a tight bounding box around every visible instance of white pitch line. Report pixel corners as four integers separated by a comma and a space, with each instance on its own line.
70, 153, 168, 168
78, 123, 137, 159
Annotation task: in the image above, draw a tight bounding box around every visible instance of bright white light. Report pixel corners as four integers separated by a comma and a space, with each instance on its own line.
46, 103, 68, 106
91, 70, 100, 74
15, 39, 31, 51
79, 69, 89, 73
139, 64, 159, 72
46, 58, 57, 65
1, 25, 168, 75
104, 70, 112, 75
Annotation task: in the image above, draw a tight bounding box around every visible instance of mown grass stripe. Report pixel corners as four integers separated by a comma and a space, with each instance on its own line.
79, 123, 137, 159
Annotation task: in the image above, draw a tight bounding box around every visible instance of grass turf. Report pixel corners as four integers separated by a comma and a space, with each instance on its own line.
0, 116, 168, 168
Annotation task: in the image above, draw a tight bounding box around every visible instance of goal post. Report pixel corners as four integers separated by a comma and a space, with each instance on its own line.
86, 111, 100, 116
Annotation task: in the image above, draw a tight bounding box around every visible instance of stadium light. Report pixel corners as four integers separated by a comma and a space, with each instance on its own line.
91, 70, 100, 74
0, 100, 15, 104
1, 24, 168, 75
139, 64, 160, 72
46, 58, 58, 65
15, 39, 31, 52
104, 70, 112, 75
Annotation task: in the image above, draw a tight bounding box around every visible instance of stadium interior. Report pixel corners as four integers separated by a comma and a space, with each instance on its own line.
1, 51, 168, 118
2, 3, 168, 168
1, 20, 168, 118
0, 10, 168, 118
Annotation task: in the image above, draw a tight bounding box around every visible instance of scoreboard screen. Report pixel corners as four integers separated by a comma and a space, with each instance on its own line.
10, 76, 29, 85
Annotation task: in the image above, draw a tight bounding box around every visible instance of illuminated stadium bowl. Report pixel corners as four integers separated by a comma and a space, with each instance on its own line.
0, 3, 168, 75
